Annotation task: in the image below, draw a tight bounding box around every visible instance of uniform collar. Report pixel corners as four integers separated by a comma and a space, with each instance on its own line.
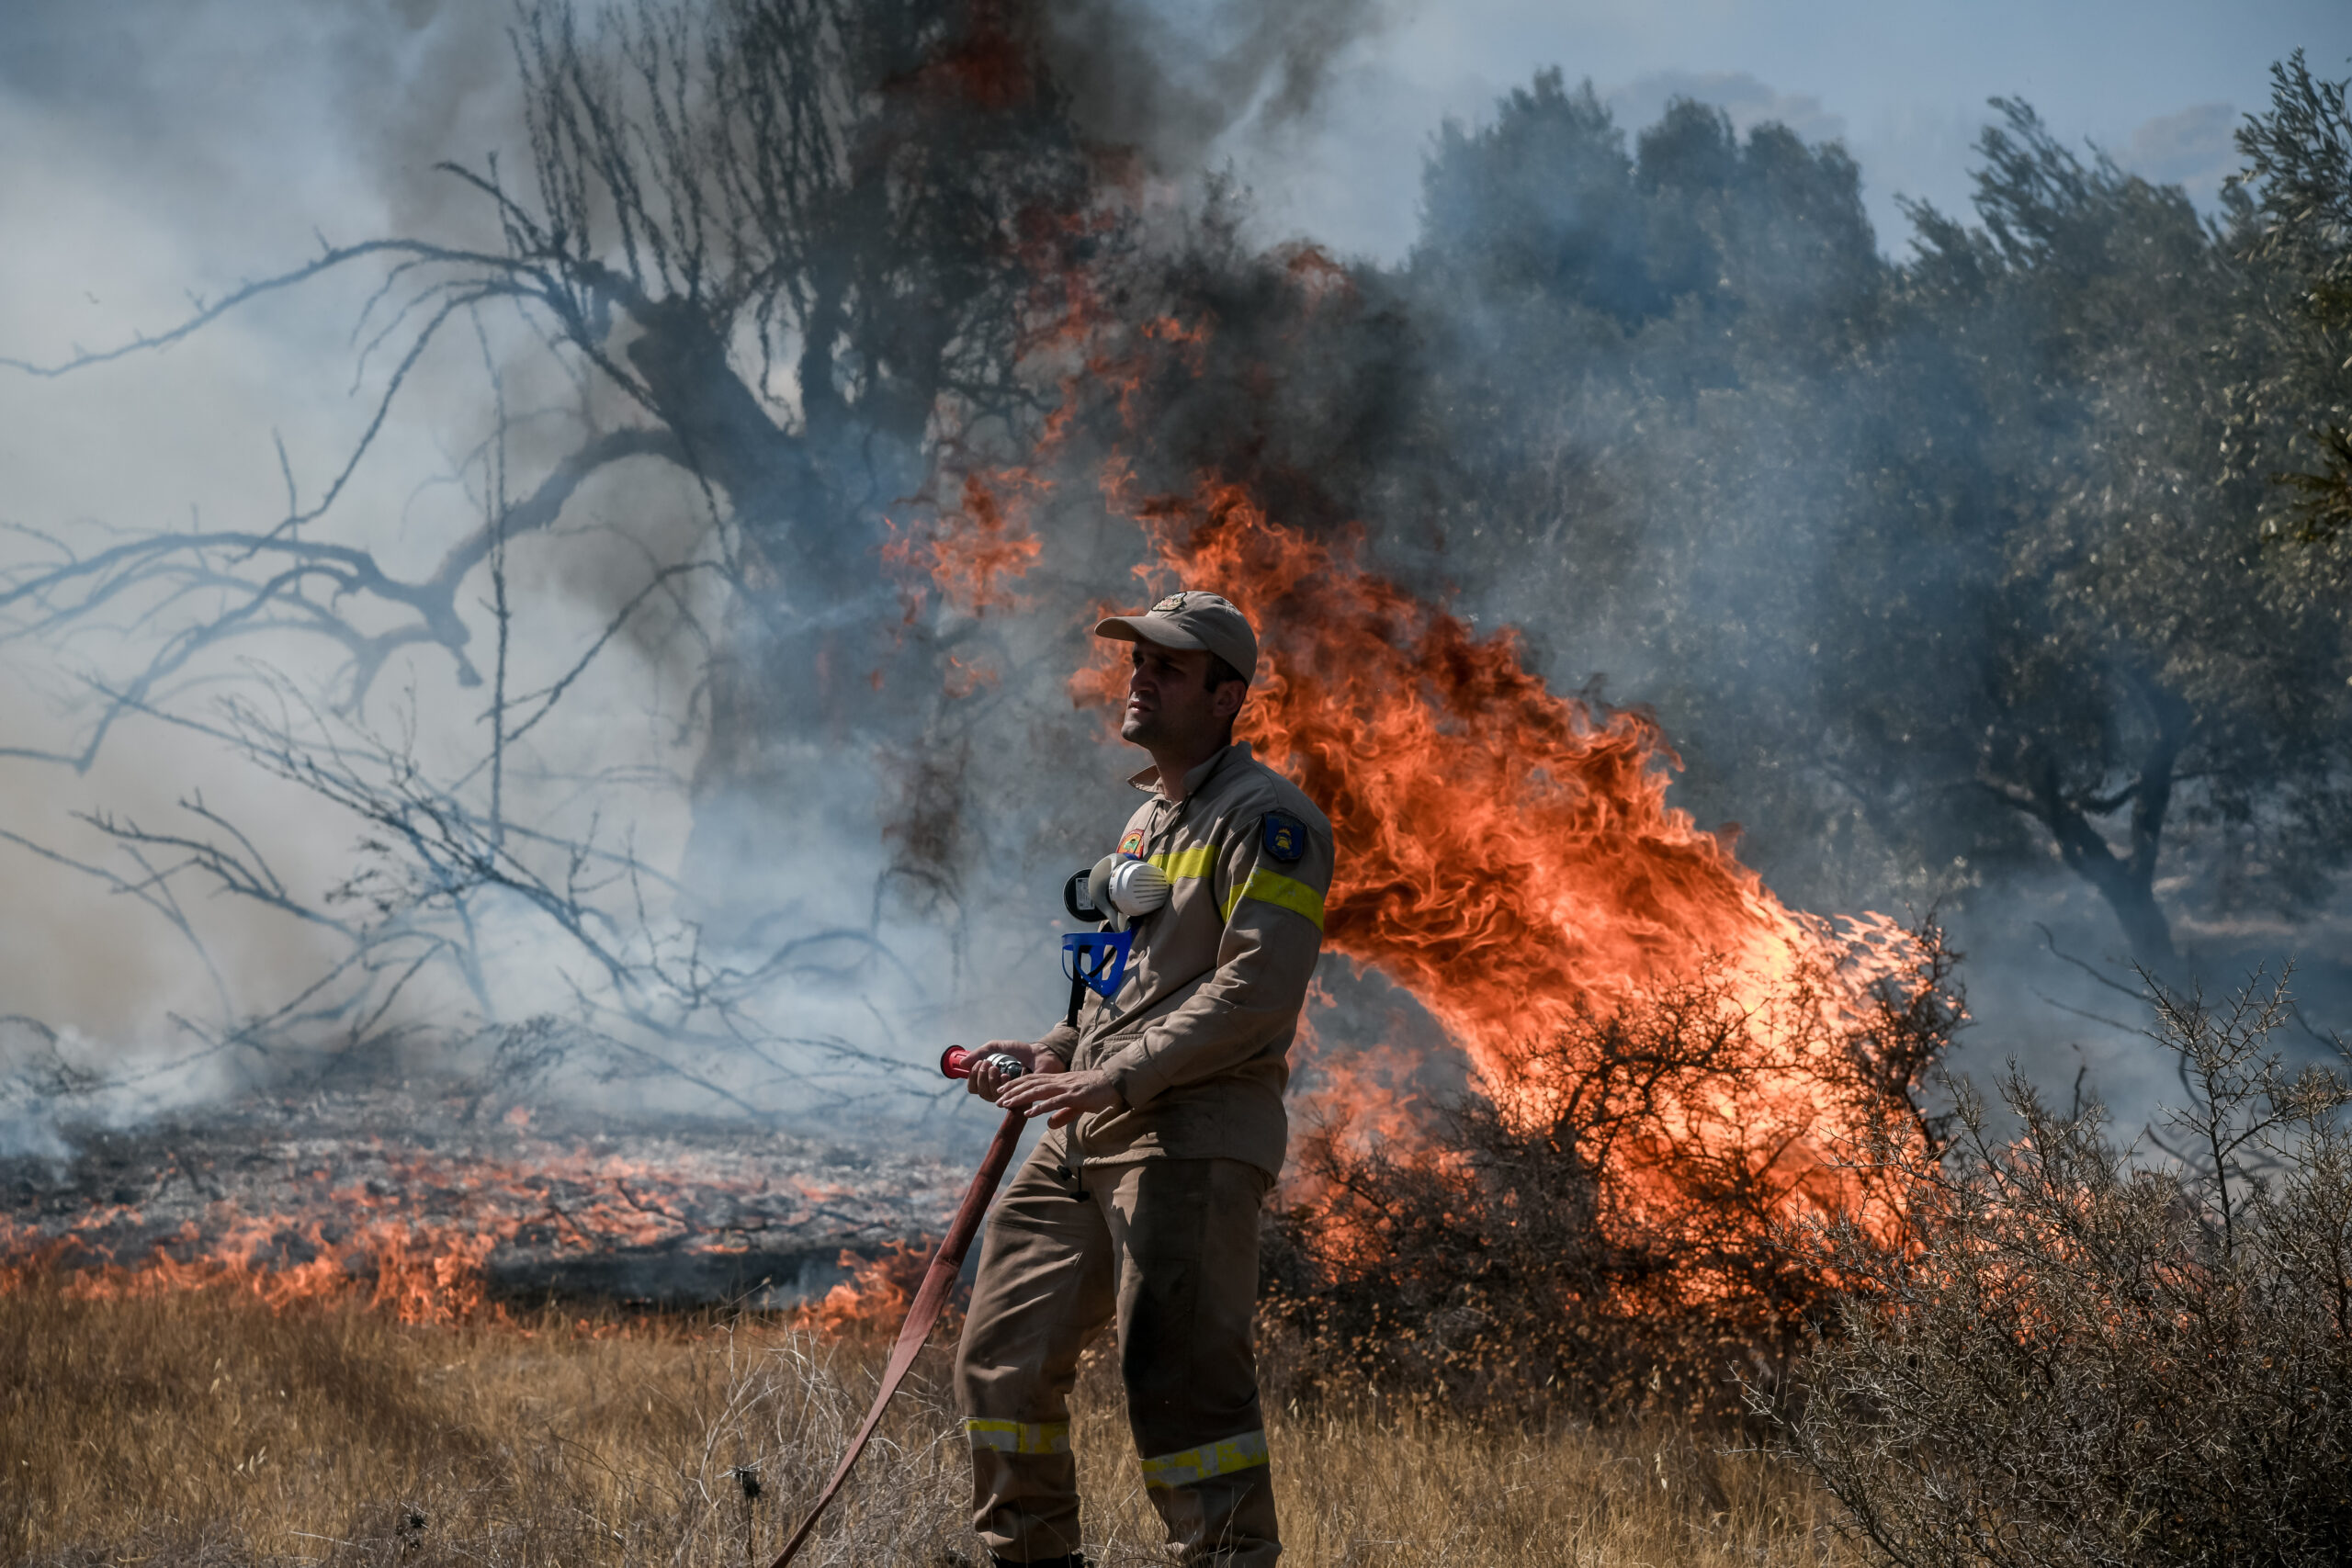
1127, 740, 1250, 801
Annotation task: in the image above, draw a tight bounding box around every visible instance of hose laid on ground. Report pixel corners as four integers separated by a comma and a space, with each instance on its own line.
765, 1098, 1026, 1568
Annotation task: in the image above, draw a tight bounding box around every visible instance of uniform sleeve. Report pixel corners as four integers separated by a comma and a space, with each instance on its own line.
1094, 808, 1333, 1108
1033, 1020, 1080, 1068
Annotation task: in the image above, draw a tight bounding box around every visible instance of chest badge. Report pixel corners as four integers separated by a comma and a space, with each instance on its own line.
1119, 828, 1146, 859
1262, 813, 1306, 863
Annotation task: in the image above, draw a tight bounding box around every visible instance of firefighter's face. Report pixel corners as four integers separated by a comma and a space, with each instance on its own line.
1122, 639, 1242, 750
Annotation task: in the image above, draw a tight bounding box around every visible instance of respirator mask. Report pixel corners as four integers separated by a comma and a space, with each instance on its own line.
1053, 852, 1170, 1026
1063, 853, 1170, 925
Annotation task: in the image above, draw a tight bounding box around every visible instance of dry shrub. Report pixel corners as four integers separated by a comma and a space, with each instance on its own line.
1770, 973, 2352, 1567
1263, 930, 1960, 1424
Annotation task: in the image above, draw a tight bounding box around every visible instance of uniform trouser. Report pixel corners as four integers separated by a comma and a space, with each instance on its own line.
953, 1150, 1278, 1566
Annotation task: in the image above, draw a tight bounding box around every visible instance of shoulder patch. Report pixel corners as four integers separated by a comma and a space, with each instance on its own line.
1261, 812, 1306, 863
1119, 828, 1146, 859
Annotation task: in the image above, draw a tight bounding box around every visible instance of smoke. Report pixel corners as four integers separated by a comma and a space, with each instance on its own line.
2119, 101, 2242, 207
0, 0, 1417, 1147
0, 0, 2341, 1171
1602, 70, 1847, 149
1384, 84, 2350, 1117
1039, 0, 1394, 173
956, 62, 2352, 1132
0, 6, 704, 1131
0, 0, 518, 238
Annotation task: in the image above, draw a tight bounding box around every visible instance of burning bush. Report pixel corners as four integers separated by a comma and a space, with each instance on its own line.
1770, 975, 2352, 1567
794, 1237, 938, 1339
1262, 926, 1960, 1424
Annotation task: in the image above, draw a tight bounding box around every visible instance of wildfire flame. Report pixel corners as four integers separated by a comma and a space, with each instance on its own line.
909, 247, 1947, 1273
4, 175, 1942, 1337
1, 1139, 944, 1329
0, 1213, 502, 1325
1071, 479, 1930, 1215
885, 472, 1045, 622
791, 1237, 936, 1337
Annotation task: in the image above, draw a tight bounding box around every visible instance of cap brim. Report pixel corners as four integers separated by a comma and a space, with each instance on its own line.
1094, 614, 1207, 651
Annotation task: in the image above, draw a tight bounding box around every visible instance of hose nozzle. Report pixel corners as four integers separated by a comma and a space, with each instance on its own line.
940, 1044, 1028, 1081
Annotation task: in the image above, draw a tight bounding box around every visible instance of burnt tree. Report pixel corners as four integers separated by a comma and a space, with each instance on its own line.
0, 0, 1148, 1088
1, 0, 1113, 924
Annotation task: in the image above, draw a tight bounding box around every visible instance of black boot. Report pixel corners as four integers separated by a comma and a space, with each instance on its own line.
991, 1556, 1089, 1568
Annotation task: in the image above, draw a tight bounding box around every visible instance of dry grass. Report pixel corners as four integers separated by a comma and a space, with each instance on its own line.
1, 1276, 1858, 1567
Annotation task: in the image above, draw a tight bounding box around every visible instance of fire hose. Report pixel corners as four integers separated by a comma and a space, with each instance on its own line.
767, 863, 1151, 1565
762, 1046, 1026, 1568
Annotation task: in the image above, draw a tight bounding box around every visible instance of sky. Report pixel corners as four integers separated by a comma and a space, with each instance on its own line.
1211, 0, 2352, 258
0, 1, 2344, 337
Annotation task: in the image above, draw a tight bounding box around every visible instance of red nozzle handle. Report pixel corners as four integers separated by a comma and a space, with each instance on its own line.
941, 1045, 1026, 1081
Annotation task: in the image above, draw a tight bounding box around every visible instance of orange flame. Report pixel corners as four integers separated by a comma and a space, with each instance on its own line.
4, 1212, 497, 1325
885, 472, 1045, 619
791, 1237, 935, 1337
1, 1142, 947, 1331
1089, 482, 1888, 1039
1065, 479, 1931, 1221
893, 237, 1943, 1264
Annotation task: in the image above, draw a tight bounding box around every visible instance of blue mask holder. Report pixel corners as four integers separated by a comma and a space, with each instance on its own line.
1062, 929, 1134, 998
1059, 928, 1133, 1030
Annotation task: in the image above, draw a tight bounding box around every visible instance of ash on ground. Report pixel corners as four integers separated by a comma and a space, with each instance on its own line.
2, 1079, 974, 1310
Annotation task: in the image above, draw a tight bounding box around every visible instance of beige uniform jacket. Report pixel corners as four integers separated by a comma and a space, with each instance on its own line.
1034, 741, 1334, 1179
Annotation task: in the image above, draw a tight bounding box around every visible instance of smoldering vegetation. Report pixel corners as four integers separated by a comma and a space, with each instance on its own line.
1260, 955, 2352, 1566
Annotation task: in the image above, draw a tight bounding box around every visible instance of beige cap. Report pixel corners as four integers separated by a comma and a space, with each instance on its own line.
1095, 589, 1258, 683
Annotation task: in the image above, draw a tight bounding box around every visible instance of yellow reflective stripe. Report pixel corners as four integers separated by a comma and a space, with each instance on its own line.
1138, 1428, 1271, 1489
965, 1418, 1070, 1456
1219, 868, 1326, 930
1148, 844, 1218, 881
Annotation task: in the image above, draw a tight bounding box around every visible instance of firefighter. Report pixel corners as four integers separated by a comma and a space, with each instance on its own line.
954, 590, 1334, 1568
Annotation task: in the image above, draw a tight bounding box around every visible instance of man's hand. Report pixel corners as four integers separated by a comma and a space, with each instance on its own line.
965, 1041, 1064, 1104
997, 1067, 1122, 1128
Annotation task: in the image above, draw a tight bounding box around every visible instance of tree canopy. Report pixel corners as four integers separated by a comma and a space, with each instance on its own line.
1383, 74, 2352, 973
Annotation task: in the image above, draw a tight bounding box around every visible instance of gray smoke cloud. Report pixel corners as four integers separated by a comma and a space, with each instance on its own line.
1603, 70, 1846, 149
1042, 0, 1395, 173
2120, 101, 2242, 207
0, 0, 1418, 1156
0, 5, 699, 1142
1346, 80, 2352, 1126
0, 1, 519, 254
0, 0, 2339, 1166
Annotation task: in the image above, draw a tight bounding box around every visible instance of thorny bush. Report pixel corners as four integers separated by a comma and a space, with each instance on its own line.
1765, 973, 2352, 1568
1261, 926, 1961, 1425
